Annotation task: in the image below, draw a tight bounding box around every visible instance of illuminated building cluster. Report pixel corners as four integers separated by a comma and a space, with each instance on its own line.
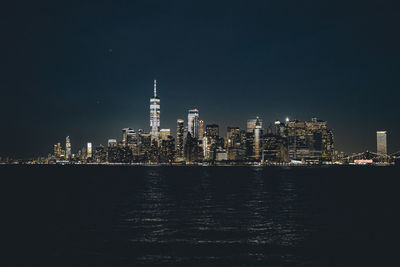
43, 81, 341, 165
28, 80, 395, 165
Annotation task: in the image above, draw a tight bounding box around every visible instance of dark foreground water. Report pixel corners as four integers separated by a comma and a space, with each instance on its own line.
2, 166, 399, 266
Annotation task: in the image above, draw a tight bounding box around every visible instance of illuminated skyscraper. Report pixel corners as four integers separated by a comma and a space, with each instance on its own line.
107, 139, 118, 162
377, 131, 387, 155
188, 109, 199, 139
53, 142, 62, 159
226, 127, 243, 161
199, 120, 204, 139
122, 128, 132, 146
87, 142, 92, 158
150, 80, 160, 140
246, 117, 263, 160
176, 119, 185, 161
205, 124, 219, 160
65, 136, 71, 160
253, 118, 262, 160
126, 128, 138, 156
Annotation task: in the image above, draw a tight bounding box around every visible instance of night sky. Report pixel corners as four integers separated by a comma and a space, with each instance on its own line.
1, 0, 400, 158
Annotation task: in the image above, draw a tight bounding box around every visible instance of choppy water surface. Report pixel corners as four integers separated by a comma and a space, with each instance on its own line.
2, 166, 399, 266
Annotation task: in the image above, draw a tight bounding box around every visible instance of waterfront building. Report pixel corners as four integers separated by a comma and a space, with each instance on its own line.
160, 135, 175, 163
107, 139, 117, 162
184, 132, 201, 163
377, 131, 387, 155
53, 144, 57, 158
246, 117, 263, 160
80, 147, 87, 161
107, 139, 118, 162
87, 142, 92, 159
65, 136, 71, 160
94, 145, 107, 163
262, 134, 288, 163
175, 119, 185, 162
188, 109, 200, 139
245, 131, 254, 161
284, 118, 334, 163
226, 127, 244, 161
215, 148, 228, 161
305, 118, 334, 162
254, 118, 263, 160
138, 132, 152, 162
150, 80, 160, 141
126, 129, 138, 158
286, 120, 307, 161
205, 124, 219, 160
53, 142, 62, 159
118, 141, 133, 163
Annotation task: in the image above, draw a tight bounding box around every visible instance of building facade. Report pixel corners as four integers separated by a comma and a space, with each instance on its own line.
188, 109, 199, 139
87, 142, 92, 159
65, 136, 71, 160
377, 131, 387, 155
175, 119, 185, 162
150, 80, 160, 140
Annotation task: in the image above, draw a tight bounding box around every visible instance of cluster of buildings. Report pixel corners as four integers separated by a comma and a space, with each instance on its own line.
48, 80, 339, 165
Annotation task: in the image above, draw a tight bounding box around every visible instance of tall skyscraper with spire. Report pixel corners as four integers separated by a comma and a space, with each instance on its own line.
150, 80, 160, 140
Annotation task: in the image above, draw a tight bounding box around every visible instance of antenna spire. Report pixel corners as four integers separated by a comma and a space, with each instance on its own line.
154, 79, 157, 97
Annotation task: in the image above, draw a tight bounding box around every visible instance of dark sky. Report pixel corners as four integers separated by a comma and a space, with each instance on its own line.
1, 0, 400, 158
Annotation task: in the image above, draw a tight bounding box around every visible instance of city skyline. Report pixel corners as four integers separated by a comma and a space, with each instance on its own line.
0, 78, 397, 159
1, 80, 396, 165
1, 1, 400, 158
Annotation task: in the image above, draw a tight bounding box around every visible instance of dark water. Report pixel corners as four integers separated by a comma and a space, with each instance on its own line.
2, 165, 399, 266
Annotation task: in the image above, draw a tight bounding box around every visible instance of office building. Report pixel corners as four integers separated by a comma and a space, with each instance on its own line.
107, 139, 118, 162
122, 128, 133, 146
377, 131, 387, 155
246, 117, 262, 160
65, 136, 71, 160
199, 120, 204, 139
205, 124, 220, 160
175, 119, 185, 161
126, 129, 138, 156
253, 118, 262, 160
160, 136, 175, 163
150, 80, 160, 140
184, 131, 201, 163
188, 109, 199, 139
226, 127, 244, 161
94, 144, 107, 163
262, 134, 288, 163
87, 142, 92, 158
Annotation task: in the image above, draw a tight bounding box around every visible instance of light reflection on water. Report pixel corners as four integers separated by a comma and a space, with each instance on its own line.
113, 167, 312, 265
5, 164, 396, 266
